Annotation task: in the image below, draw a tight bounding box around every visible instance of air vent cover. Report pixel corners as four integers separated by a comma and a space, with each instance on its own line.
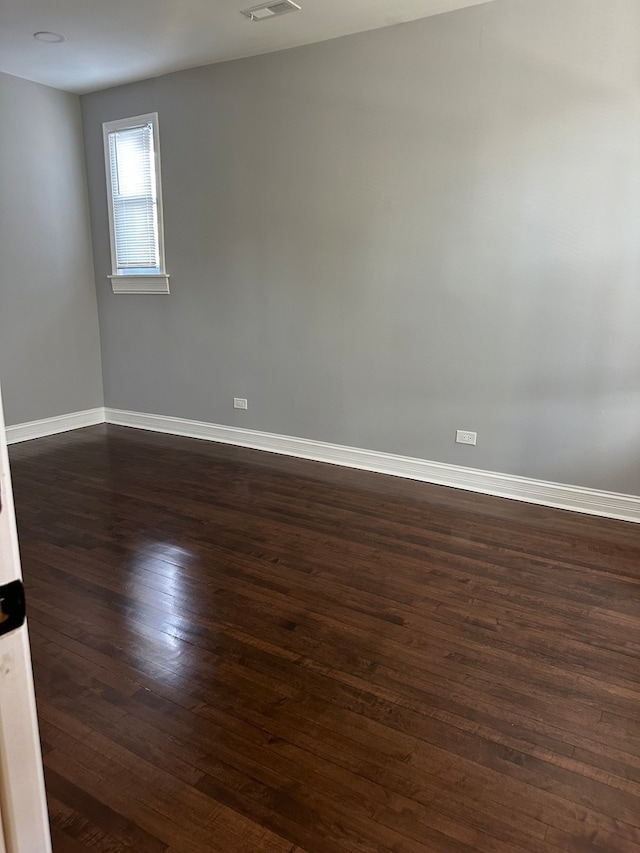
241, 1, 301, 21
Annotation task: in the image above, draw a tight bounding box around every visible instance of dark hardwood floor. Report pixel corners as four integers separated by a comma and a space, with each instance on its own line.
8, 423, 640, 852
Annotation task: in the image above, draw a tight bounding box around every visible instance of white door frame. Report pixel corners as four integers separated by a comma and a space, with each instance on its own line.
0, 388, 51, 853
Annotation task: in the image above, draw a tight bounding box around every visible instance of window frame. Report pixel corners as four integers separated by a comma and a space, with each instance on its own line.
102, 112, 170, 294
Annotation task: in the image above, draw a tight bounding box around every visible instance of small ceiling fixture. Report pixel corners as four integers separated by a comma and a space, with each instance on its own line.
33, 31, 65, 43
241, 1, 301, 22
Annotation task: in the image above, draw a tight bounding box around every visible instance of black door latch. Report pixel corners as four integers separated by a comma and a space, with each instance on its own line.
0, 580, 26, 637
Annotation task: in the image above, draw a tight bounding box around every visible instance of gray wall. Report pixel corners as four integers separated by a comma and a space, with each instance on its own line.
0, 73, 104, 425
82, 0, 640, 495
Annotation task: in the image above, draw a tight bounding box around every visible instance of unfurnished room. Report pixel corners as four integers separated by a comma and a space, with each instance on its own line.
1, 0, 640, 851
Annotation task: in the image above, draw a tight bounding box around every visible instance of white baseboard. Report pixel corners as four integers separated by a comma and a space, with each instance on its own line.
9, 406, 639, 523
5, 408, 105, 445
104, 408, 640, 523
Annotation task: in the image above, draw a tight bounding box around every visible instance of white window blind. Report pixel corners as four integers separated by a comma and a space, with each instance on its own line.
107, 121, 159, 273
103, 113, 168, 291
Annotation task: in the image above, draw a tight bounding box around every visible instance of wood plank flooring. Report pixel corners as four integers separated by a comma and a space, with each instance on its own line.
8, 423, 640, 852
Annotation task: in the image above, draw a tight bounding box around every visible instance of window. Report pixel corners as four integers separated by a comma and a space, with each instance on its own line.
103, 113, 169, 293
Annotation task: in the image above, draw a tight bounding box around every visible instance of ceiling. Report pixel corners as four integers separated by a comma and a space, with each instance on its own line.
0, 0, 496, 95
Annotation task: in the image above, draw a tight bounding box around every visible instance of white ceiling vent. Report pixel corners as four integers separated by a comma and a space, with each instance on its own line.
241, 1, 301, 21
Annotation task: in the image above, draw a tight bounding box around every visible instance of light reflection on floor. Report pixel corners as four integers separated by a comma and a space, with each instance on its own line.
122, 541, 201, 682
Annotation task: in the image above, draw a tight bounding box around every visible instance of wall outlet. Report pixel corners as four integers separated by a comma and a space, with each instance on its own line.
456, 429, 477, 446
233, 398, 248, 410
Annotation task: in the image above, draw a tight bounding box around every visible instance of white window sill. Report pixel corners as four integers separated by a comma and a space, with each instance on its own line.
108, 274, 170, 294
